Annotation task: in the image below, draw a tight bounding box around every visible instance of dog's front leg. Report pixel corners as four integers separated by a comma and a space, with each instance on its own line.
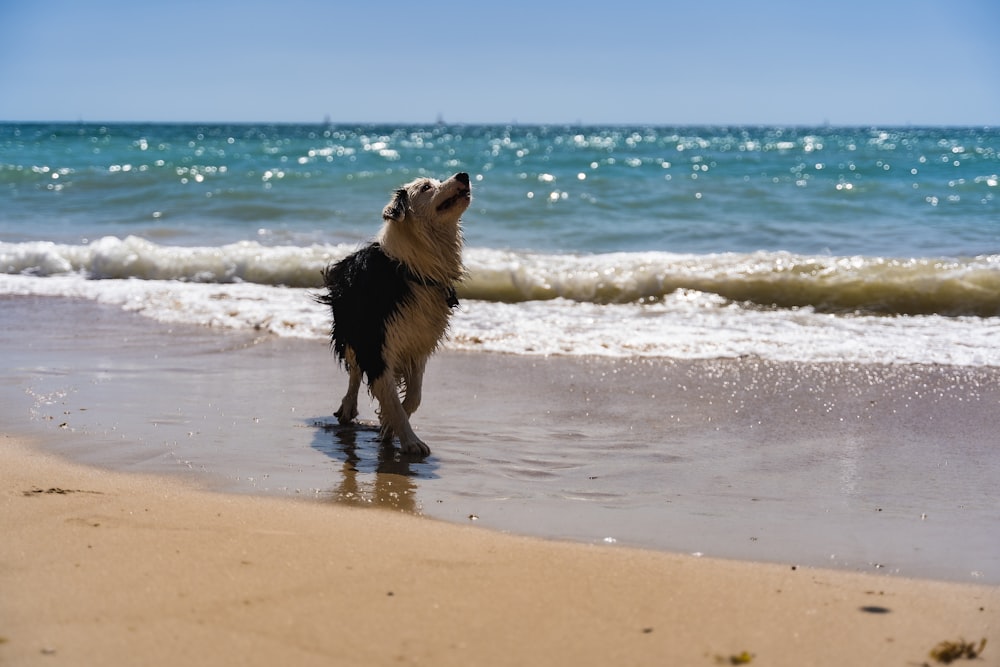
400, 358, 426, 417
335, 363, 362, 424
372, 373, 430, 456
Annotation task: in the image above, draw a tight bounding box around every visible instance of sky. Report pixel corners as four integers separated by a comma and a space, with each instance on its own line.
1, 0, 998, 126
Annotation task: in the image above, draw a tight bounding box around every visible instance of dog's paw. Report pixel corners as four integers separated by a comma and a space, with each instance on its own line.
334, 406, 358, 424
398, 436, 431, 457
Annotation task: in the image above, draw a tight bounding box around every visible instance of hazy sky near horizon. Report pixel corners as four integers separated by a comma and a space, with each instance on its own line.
1, 0, 997, 126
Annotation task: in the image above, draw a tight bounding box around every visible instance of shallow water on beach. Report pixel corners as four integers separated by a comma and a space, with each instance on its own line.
4, 298, 999, 584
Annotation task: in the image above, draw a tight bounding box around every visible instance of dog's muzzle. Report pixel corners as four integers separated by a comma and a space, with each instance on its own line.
436, 172, 472, 212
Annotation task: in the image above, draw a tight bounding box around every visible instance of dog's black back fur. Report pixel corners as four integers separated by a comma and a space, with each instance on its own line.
318, 242, 413, 384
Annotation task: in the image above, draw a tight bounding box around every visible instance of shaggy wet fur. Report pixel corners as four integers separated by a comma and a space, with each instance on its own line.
317, 172, 470, 456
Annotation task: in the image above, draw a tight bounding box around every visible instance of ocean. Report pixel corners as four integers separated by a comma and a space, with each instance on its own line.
3, 123, 1000, 582
2, 122, 999, 365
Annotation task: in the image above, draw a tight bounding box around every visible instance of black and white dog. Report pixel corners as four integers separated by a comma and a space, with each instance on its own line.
318, 172, 471, 456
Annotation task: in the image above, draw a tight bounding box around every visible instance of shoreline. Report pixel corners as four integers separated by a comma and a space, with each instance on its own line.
2, 434, 996, 667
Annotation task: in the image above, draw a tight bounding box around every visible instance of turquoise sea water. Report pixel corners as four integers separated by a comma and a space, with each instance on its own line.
2, 123, 999, 363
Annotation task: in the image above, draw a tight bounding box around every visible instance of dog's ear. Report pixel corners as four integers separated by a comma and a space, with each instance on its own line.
382, 187, 408, 223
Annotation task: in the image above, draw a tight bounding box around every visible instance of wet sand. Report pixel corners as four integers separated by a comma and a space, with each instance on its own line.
3, 296, 999, 583
2, 296, 999, 664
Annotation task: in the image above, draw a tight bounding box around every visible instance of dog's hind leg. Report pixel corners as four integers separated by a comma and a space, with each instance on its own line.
400, 358, 426, 417
335, 355, 362, 424
371, 373, 430, 456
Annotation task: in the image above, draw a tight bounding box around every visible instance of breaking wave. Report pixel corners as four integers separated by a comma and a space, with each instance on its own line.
3, 236, 998, 317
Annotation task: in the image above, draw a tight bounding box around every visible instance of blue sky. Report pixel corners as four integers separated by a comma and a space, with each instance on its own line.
1, 0, 997, 126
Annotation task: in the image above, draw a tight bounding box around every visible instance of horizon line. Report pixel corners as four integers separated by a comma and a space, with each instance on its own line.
1, 118, 997, 129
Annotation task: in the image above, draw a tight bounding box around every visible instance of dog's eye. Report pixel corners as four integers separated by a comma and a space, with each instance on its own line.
420, 183, 433, 192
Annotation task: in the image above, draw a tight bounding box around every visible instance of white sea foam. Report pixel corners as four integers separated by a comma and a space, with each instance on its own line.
0, 236, 347, 287
3, 273, 997, 367
452, 294, 1000, 365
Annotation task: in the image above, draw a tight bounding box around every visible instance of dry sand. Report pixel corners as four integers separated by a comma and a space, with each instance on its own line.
2, 435, 995, 667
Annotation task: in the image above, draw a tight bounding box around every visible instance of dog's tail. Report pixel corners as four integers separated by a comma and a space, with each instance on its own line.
314, 264, 336, 306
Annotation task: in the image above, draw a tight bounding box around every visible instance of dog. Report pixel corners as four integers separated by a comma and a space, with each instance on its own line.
317, 172, 471, 456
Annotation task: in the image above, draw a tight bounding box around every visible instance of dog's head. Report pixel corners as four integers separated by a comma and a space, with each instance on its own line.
378, 172, 470, 283
382, 172, 472, 226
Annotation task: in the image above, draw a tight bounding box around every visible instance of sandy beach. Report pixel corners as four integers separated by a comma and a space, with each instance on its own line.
2, 296, 999, 665
2, 435, 996, 667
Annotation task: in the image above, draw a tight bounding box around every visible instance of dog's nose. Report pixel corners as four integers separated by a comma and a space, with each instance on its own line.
455, 172, 470, 185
